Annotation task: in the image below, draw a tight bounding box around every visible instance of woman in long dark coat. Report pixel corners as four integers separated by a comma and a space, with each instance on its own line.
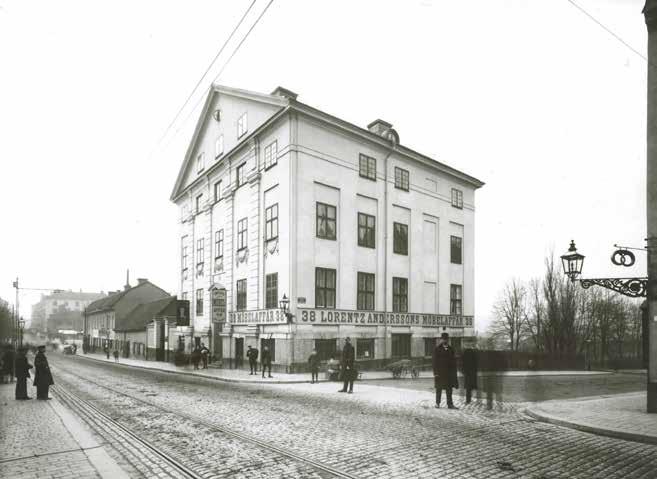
461, 348, 479, 404
33, 346, 54, 400
14, 347, 33, 400
432, 333, 459, 409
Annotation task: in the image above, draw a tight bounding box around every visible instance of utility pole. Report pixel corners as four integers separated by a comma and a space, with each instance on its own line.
643, 0, 657, 413
12, 277, 19, 348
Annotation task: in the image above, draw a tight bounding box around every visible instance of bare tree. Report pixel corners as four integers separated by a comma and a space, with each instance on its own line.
524, 278, 545, 352
489, 279, 528, 351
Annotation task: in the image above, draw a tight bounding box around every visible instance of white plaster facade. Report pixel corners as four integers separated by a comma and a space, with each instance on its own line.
171, 85, 483, 371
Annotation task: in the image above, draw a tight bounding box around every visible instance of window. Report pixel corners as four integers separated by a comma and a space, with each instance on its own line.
264, 140, 278, 169
359, 154, 376, 180
196, 238, 204, 266
450, 236, 462, 264
237, 112, 248, 138
196, 153, 205, 173
394, 167, 409, 191
393, 222, 408, 255
260, 338, 275, 362
196, 194, 203, 214
357, 272, 375, 310
236, 279, 247, 311
392, 277, 408, 313
450, 284, 462, 315
236, 163, 245, 187
214, 180, 222, 202
181, 239, 188, 270
315, 268, 336, 309
391, 334, 411, 358
215, 230, 224, 259
181, 292, 188, 301
315, 339, 337, 361
266, 273, 278, 309
451, 188, 463, 209
316, 202, 336, 240
356, 338, 375, 359
215, 135, 224, 158
237, 218, 248, 251
357, 213, 375, 248
196, 289, 203, 316
265, 204, 278, 241
424, 337, 437, 356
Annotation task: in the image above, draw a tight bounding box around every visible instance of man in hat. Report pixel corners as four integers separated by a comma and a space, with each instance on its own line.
432, 332, 459, 409
33, 345, 54, 400
261, 346, 272, 378
14, 347, 33, 400
338, 337, 356, 394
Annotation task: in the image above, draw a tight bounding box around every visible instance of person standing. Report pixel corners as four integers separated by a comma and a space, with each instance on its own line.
105, 345, 110, 360
200, 343, 209, 369
191, 346, 201, 370
33, 345, 54, 400
2, 345, 16, 383
261, 346, 272, 378
308, 348, 320, 384
432, 333, 459, 409
338, 337, 355, 394
247, 345, 256, 375
113, 349, 119, 362
461, 347, 479, 405
14, 347, 33, 400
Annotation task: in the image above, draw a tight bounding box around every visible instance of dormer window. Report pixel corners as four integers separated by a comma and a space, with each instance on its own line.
215, 135, 224, 158
237, 113, 248, 138
196, 152, 205, 174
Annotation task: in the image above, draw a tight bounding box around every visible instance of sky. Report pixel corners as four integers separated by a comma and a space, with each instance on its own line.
0, 0, 649, 331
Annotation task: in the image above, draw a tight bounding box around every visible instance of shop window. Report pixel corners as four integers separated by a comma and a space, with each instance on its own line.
391, 334, 411, 358
356, 338, 375, 359
261, 338, 275, 362
424, 337, 437, 357
315, 338, 337, 361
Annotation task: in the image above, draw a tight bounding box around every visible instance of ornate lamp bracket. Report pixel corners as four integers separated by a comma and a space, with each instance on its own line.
579, 277, 648, 298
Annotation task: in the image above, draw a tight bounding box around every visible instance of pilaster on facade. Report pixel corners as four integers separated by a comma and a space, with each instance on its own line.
247, 171, 261, 309
223, 189, 235, 313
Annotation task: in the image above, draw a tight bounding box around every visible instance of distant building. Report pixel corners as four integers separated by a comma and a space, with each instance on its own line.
83, 279, 170, 354
170, 85, 483, 372
31, 290, 105, 333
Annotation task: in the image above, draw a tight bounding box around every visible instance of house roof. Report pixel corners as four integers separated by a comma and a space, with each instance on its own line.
85, 281, 168, 314
115, 297, 177, 332
170, 84, 484, 202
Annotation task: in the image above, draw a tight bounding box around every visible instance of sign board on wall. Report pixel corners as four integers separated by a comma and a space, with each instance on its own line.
297, 308, 473, 328
212, 289, 226, 323
228, 309, 287, 325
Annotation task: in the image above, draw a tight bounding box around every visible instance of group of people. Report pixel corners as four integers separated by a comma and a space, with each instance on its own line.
246, 345, 273, 378
1, 344, 54, 400
191, 343, 210, 370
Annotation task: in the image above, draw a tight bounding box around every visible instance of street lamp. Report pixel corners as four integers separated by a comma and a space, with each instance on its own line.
561, 240, 585, 282
279, 294, 293, 322
19, 318, 25, 347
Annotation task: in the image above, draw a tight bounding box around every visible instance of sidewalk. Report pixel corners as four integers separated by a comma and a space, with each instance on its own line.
0, 381, 128, 479
525, 392, 657, 445
72, 351, 611, 384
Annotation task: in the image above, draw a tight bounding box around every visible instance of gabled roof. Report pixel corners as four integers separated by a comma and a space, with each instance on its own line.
116, 296, 177, 332
170, 85, 484, 203
85, 281, 169, 314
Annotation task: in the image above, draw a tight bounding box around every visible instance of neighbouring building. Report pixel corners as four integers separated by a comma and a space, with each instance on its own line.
83, 279, 170, 354
31, 290, 106, 333
170, 85, 484, 372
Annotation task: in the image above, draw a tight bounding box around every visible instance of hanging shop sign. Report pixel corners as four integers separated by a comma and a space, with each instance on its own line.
212, 288, 226, 323
297, 308, 473, 328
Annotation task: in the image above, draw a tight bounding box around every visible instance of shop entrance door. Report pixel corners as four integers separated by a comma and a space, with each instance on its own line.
235, 338, 244, 368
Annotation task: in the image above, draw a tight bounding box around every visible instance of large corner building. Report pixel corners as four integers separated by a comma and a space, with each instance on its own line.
170, 85, 484, 372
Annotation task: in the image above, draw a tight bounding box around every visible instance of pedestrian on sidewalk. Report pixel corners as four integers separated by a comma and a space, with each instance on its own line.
261, 346, 273, 378
113, 349, 119, 362
484, 352, 506, 410
191, 346, 201, 370
433, 332, 459, 409
105, 345, 110, 360
33, 345, 54, 400
247, 345, 255, 374
462, 347, 479, 405
308, 348, 320, 383
2, 344, 16, 384
338, 337, 355, 394
200, 343, 209, 369
14, 347, 33, 400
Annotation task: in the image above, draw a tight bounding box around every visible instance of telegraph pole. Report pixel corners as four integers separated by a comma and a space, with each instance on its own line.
13, 277, 19, 348
643, 0, 657, 413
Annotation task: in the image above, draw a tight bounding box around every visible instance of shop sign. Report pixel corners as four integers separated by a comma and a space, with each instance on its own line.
298, 308, 473, 328
228, 308, 287, 325
212, 288, 226, 323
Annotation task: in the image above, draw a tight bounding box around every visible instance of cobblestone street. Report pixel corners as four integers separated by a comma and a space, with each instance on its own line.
40, 355, 657, 479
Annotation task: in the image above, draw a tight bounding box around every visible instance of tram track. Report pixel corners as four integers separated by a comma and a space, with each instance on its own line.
53, 364, 358, 479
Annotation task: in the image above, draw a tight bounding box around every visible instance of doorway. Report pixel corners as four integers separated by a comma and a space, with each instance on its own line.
235, 337, 244, 368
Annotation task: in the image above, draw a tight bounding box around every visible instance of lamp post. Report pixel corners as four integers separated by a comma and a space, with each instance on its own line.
19, 319, 25, 347
279, 294, 294, 372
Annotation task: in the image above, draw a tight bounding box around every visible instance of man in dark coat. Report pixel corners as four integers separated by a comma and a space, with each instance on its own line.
461, 347, 479, 404
308, 348, 320, 384
338, 337, 356, 393
200, 343, 209, 369
247, 345, 258, 374
261, 346, 272, 378
433, 333, 459, 409
33, 345, 54, 400
2, 345, 16, 383
14, 347, 33, 400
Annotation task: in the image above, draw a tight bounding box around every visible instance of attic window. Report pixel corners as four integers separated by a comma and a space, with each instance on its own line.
215, 135, 224, 158
196, 153, 205, 174
237, 113, 248, 139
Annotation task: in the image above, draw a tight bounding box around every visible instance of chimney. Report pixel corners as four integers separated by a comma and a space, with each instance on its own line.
124, 269, 131, 291
270, 86, 298, 101
137, 278, 148, 285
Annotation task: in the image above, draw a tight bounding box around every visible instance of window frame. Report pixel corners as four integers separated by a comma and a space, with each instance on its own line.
215, 135, 224, 158
357, 272, 375, 311
392, 277, 408, 313
264, 140, 278, 170
393, 222, 408, 255
237, 112, 248, 138
451, 188, 463, 209
356, 338, 375, 359
450, 284, 463, 315
196, 289, 203, 316
215, 229, 224, 260
196, 152, 205, 174
358, 153, 377, 181
315, 338, 337, 361
450, 235, 463, 264
424, 337, 437, 357
237, 217, 248, 251
357, 212, 376, 248
265, 203, 279, 242
236, 279, 247, 311
315, 267, 337, 309
265, 273, 278, 309
195, 194, 203, 214
316, 202, 337, 240
196, 238, 204, 267
236, 163, 246, 188
394, 167, 409, 191
214, 180, 222, 203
